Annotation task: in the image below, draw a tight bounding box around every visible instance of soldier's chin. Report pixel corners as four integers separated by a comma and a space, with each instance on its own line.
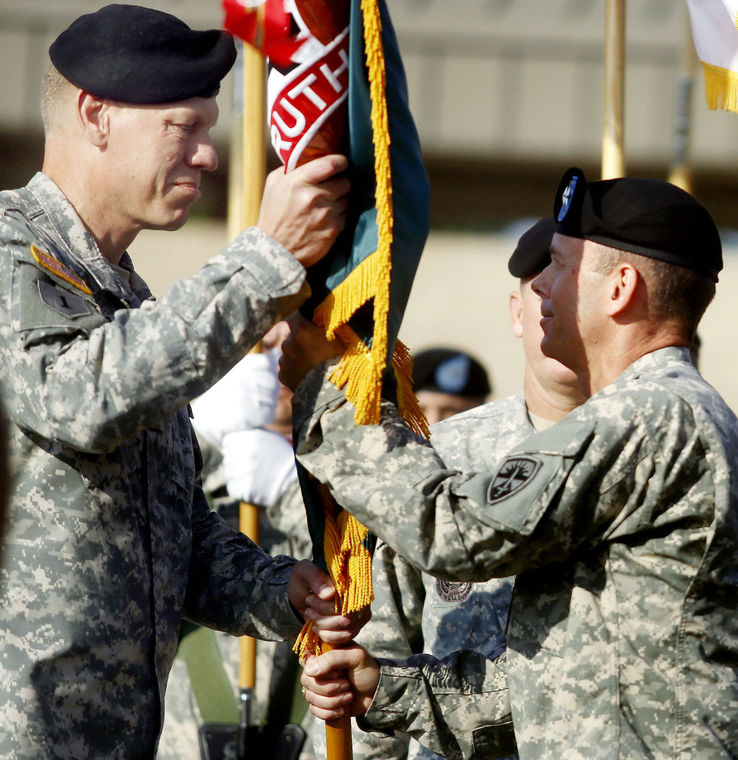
156, 209, 190, 231
539, 334, 557, 360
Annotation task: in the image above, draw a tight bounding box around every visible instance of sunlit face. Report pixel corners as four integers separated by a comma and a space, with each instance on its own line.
104, 97, 219, 232
531, 233, 608, 373
417, 390, 483, 427
509, 277, 579, 388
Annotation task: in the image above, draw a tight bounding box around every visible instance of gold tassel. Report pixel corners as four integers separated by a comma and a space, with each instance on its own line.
311, 0, 393, 428
393, 339, 430, 439
701, 60, 738, 113
293, 509, 374, 660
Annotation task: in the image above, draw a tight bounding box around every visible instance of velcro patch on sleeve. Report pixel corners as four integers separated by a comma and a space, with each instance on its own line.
37, 279, 92, 318
455, 418, 596, 535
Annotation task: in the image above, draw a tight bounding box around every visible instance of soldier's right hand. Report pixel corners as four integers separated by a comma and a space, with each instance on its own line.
300, 644, 380, 720
257, 154, 350, 268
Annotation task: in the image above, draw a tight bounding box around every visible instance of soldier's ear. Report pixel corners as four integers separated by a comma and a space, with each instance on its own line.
604, 261, 639, 318
509, 291, 523, 338
78, 92, 110, 148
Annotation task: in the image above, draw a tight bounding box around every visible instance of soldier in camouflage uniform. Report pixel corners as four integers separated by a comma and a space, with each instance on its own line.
347, 218, 585, 760
286, 168, 738, 759
0, 400, 8, 554
0, 5, 358, 758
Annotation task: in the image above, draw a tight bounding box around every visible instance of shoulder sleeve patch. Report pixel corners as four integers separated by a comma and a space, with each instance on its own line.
486, 455, 542, 503
454, 418, 596, 536
31, 245, 92, 295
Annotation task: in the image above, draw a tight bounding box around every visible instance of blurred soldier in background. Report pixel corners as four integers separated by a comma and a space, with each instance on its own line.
411, 347, 492, 427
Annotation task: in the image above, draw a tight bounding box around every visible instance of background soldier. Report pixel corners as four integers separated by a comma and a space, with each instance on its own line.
411, 347, 492, 427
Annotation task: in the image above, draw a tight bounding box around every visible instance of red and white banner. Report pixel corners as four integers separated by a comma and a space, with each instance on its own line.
268, 27, 348, 169
224, 0, 350, 168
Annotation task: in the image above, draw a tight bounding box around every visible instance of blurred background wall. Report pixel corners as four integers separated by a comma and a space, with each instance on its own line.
1, 0, 737, 406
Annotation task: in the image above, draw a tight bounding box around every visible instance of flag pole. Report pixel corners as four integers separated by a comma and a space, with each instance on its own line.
668, 5, 698, 193
229, 24, 267, 759
602, 0, 626, 179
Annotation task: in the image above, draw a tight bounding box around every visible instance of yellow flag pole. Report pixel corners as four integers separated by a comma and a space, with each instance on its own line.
319, 489, 354, 760
229, 18, 266, 757
602, 0, 626, 180
324, 673, 353, 759
229, 37, 266, 240
668, 5, 698, 193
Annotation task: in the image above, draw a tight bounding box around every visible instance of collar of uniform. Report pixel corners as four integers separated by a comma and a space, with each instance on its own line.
607, 345, 694, 391
27, 172, 143, 306
118, 252, 154, 303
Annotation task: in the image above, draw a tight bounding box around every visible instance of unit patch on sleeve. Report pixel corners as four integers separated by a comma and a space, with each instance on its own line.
31, 245, 93, 295
487, 456, 542, 504
37, 279, 92, 318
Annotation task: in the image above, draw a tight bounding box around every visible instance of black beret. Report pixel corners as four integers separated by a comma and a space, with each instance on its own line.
554, 166, 722, 282
413, 348, 491, 398
49, 4, 237, 104
508, 217, 555, 279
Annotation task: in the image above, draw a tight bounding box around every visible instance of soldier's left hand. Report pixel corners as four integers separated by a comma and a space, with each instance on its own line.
300, 644, 380, 720
279, 312, 344, 391
287, 559, 371, 644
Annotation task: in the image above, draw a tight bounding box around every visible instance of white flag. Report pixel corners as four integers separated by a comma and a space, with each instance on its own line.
686, 0, 738, 112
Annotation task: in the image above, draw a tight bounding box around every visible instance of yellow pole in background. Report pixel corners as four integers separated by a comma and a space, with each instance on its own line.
228, 37, 266, 240
602, 0, 626, 179
668, 6, 699, 193
229, 18, 266, 757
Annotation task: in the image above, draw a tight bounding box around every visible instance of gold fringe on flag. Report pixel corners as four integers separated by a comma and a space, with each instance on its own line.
293, 0, 428, 661
293, 509, 374, 660
701, 60, 738, 112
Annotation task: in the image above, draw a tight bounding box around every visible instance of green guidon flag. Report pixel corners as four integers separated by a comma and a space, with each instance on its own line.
224, 0, 429, 657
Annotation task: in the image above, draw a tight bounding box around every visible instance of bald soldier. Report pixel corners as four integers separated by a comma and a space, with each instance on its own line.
281, 168, 738, 759
0, 5, 361, 758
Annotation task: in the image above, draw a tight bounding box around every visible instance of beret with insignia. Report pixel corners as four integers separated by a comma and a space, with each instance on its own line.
553, 166, 722, 282
508, 217, 555, 279
413, 348, 491, 399
49, 4, 237, 104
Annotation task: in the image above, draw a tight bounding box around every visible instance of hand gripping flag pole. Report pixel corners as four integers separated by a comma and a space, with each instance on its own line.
223, 1, 430, 757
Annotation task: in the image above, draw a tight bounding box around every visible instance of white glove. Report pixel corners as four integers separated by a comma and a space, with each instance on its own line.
221, 428, 298, 508
192, 352, 280, 448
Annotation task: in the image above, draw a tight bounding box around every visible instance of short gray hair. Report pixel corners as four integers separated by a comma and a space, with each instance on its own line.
591, 242, 715, 338
40, 64, 75, 133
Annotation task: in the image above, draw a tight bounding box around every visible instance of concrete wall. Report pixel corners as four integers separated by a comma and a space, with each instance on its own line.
1, 0, 737, 169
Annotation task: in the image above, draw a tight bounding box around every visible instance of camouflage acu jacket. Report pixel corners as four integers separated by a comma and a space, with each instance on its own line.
294, 347, 738, 759
0, 173, 309, 758
352, 396, 531, 760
